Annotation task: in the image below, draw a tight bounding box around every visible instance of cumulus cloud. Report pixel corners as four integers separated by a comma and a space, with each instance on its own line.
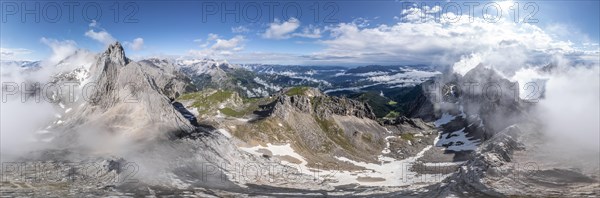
262, 18, 301, 39
84, 21, 116, 46
311, 5, 593, 69
189, 34, 245, 57
211, 36, 244, 51
292, 25, 322, 39
85, 29, 116, 46
125, 38, 144, 51
40, 37, 78, 66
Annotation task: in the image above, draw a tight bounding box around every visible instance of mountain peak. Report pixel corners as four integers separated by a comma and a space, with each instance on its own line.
104, 42, 128, 65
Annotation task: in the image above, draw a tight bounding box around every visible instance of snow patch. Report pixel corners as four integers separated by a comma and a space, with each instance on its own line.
434, 128, 480, 151
381, 136, 395, 154
332, 146, 452, 186
240, 143, 307, 166
434, 113, 455, 127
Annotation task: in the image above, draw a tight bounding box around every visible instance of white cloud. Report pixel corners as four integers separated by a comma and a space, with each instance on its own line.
232, 25, 250, 33
85, 29, 116, 46
84, 30, 114, 45
89, 20, 98, 27
211, 36, 244, 51
0, 48, 32, 60
262, 18, 323, 39
193, 39, 203, 43
1, 38, 95, 159
537, 65, 600, 151
40, 37, 78, 65
38, 37, 96, 75
292, 25, 322, 39
125, 38, 144, 51
207, 33, 219, 41
262, 18, 301, 39
309, 5, 594, 71
84, 21, 116, 46
352, 17, 371, 28
189, 34, 245, 57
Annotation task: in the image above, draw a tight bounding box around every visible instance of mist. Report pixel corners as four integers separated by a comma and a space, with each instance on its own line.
536, 65, 599, 152
447, 48, 600, 171
0, 38, 95, 161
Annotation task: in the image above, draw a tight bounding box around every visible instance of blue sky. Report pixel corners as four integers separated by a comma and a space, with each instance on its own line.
1, 0, 599, 66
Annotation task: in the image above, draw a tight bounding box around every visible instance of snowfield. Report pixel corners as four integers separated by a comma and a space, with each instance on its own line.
240, 143, 458, 187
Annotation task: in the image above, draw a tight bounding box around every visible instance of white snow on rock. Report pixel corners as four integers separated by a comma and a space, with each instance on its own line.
434, 128, 480, 151
240, 141, 456, 186
236, 117, 250, 122
434, 113, 455, 127
333, 145, 453, 186
381, 136, 395, 154
240, 143, 308, 166
423, 161, 466, 167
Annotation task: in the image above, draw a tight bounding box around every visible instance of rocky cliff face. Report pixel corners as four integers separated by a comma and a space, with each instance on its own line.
224, 87, 388, 166
431, 121, 599, 197
137, 58, 198, 99
57, 42, 197, 141
408, 65, 529, 153
459, 64, 527, 138
270, 87, 376, 120
405, 81, 437, 121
